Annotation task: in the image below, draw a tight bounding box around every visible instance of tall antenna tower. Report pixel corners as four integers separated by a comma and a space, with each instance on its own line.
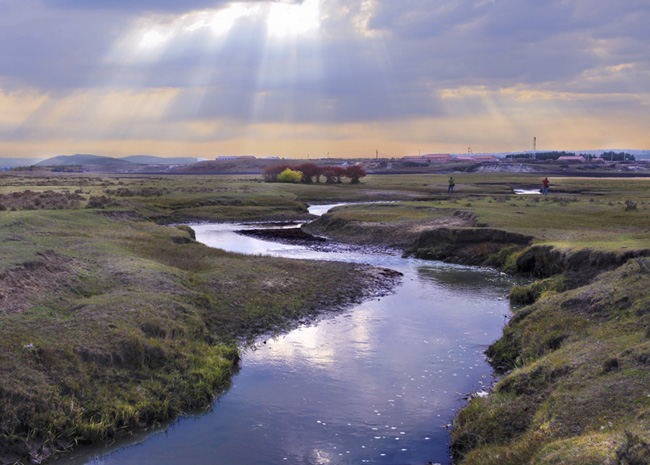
533, 136, 537, 159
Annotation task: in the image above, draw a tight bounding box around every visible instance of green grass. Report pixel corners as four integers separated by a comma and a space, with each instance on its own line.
304, 176, 650, 253
3, 171, 650, 464
0, 173, 397, 463
452, 257, 650, 464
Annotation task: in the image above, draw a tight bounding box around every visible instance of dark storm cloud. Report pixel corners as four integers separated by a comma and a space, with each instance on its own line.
366, 0, 650, 89
0, 0, 648, 134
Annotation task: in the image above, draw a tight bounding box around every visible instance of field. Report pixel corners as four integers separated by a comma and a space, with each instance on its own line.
1, 170, 650, 464
0, 172, 400, 464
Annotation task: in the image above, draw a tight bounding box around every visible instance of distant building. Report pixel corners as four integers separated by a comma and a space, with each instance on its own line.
454, 155, 498, 162
401, 156, 430, 165
423, 153, 453, 163
557, 155, 585, 163
473, 155, 498, 162
215, 156, 256, 160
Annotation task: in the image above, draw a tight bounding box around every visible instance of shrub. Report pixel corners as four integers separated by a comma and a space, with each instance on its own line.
625, 200, 638, 211
277, 168, 303, 183
487, 246, 525, 270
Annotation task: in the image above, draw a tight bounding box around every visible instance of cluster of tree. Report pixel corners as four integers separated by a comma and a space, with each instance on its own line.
506, 151, 576, 161
262, 163, 367, 184
600, 151, 635, 161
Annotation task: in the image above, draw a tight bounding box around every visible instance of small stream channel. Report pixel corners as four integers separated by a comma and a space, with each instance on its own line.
62, 204, 520, 465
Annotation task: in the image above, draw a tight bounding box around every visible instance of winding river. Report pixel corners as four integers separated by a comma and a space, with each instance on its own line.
62, 204, 519, 465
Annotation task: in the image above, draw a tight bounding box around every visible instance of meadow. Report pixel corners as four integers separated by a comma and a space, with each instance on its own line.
1, 170, 649, 464
0, 172, 400, 464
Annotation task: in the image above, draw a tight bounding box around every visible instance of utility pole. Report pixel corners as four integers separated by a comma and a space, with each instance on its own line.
533, 136, 537, 159
376, 149, 378, 160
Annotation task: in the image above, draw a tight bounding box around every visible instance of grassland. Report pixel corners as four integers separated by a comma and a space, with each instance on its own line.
0, 172, 403, 464
305, 174, 650, 252
2, 170, 650, 464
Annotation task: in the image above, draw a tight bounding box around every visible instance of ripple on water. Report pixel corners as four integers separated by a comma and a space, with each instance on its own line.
69, 205, 519, 465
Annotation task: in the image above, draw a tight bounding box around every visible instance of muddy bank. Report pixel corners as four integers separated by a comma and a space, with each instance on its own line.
404, 227, 533, 265
304, 210, 532, 266
236, 226, 403, 256
511, 244, 650, 282
304, 209, 481, 251
236, 226, 326, 245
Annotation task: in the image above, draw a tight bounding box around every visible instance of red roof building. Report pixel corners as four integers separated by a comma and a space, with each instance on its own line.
423, 153, 453, 163
473, 155, 499, 162
557, 155, 585, 163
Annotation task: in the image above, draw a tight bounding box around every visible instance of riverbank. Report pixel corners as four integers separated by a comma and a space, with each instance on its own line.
0, 176, 403, 464
296, 195, 650, 463
2, 172, 650, 464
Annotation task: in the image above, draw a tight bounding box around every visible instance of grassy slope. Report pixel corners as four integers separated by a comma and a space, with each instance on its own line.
0, 174, 399, 464
452, 258, 650, 465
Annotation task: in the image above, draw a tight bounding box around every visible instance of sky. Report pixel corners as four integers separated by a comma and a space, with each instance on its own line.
1, 0, 649, 159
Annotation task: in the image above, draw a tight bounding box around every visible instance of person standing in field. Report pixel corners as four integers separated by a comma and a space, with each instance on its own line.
448, 176, 455, 193
542, 177, 550, 195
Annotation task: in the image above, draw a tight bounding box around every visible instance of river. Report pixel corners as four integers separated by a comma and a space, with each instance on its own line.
61, 204, 519, 465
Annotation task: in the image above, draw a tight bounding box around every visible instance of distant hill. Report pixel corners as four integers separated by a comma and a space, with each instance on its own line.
36, 154, 199, 166
0, 158, 44, 169
172, 159, 294, 174
120, 155, 198, 164
37, 154, 131, 166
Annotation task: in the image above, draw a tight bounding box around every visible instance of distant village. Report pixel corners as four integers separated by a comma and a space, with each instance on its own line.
2, 150, 647, 173
216, 150, 643, 165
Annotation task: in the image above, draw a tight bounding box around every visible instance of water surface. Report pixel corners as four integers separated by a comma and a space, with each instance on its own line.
63, 205, 518, 465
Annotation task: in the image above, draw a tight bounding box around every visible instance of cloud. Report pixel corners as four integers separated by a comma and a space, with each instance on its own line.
40, 0, 300, 14
0, 0, 649, 156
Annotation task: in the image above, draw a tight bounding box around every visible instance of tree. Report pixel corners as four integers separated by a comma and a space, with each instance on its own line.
294, 163, 321, 183
321, 169, 337, 184
601, 151, 634, 162
332, 166, 347, 183
345, 164, 367, 184
262, 164, 290, 182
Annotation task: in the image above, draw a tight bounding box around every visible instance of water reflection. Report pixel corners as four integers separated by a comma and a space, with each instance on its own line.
513, 188, 541, 195
63, 205, 518, 465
